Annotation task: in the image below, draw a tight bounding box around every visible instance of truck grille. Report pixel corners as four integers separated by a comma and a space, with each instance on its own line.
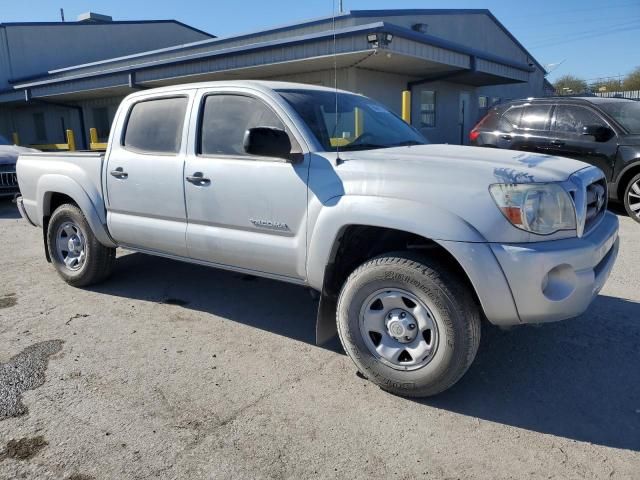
569, 167, 607, 237
585, 178, 607, 232
0, 171, 18, 192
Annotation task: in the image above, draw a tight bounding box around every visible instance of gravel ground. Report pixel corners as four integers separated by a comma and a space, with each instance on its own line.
0, 198, 639, 479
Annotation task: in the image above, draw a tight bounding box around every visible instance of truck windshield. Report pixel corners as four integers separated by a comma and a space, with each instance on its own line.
277, 89, 426, 151
0, 134, 10, 145
598, 101, 640, 134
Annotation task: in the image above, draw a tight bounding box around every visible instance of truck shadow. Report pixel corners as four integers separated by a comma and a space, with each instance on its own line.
92, 252, 639, 451
89, 251, 343, 353
419, 294, 640, 452
0, 198, 21, 219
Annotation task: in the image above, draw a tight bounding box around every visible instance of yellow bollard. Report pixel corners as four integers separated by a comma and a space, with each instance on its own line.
354, 107, 363, 138
11, 132, 19, 145
89, 128, 98, 146
402, 90, 411, 123
66, 129, 76, 151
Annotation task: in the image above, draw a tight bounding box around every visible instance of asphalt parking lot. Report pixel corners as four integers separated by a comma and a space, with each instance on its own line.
1, 198, 639, 479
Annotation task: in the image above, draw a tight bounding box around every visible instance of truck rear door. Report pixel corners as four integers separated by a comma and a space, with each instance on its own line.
105, 91, 194, 256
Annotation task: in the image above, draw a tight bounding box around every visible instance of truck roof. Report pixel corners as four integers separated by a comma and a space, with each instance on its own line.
126, 80, 352, 98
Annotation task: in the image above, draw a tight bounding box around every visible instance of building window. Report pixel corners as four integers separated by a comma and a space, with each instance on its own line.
33, 113, 47, 142
478, 96, 489, 109
92, 107, 111, 141
420, 91, 436, 128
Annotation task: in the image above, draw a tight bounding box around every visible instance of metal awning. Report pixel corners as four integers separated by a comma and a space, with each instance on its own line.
5, 21, 533, 103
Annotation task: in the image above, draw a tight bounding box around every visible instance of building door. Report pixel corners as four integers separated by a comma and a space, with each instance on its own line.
459, 92, 471, 145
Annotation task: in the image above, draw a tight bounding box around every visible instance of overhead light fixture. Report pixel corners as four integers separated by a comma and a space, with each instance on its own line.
366, 32, 393, 49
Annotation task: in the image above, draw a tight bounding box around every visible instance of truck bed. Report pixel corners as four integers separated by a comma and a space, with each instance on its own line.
17, 151, 106, 229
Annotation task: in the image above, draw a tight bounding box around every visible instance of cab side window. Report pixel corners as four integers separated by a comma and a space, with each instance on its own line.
123, 97, 188, 154
199, 94, 298, 157
552, 106, 607, 134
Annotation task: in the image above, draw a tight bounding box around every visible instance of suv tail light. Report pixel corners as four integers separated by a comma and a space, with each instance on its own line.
469, 129, 480, 142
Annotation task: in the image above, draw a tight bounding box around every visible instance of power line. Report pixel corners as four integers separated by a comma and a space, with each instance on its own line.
530, 24, 640, 48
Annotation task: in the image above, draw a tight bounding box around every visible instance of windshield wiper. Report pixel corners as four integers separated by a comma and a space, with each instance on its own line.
388, 140, 425, 147
339, 143, 387, 151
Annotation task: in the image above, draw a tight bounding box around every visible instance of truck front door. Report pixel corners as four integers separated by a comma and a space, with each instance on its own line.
183, 89, 309, 280
105, 93, 193, 257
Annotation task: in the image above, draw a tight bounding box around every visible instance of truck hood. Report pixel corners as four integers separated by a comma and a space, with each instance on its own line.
0, 145, 39, 165
338, 144, 589, 185
323, 144, 593, 243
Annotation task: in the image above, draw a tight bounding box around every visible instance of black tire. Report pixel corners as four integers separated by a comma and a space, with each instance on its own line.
336, 252, 481, 397
47, 203, 116, 287
622, 173, 640, 224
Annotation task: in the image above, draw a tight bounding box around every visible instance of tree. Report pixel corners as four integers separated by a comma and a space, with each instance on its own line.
590, 78, 623, 93
623, 67, 640, 91
553, 75, 588, 95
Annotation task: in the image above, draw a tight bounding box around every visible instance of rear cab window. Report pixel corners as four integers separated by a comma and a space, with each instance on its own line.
123, 97, 189, 154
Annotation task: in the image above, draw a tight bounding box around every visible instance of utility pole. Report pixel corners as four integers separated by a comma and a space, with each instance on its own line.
60, 8, 65, 22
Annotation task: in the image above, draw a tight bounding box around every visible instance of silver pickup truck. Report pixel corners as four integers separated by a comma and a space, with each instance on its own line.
16, 81, 619, 397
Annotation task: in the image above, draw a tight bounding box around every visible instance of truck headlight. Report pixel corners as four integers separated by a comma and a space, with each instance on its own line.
489, 183, 576, 235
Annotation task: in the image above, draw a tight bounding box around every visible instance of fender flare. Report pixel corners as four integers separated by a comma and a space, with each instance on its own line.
309, 195, 486, 344
37, 174, 116, 248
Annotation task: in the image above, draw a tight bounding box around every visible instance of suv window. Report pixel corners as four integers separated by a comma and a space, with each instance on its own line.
553, 105, 607, 134
520, 105, 552, 131
124, 97, 188, 154
200, 94, 291, 156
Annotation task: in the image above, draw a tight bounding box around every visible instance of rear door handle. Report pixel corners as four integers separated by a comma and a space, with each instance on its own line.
110, 167, 128, 179
186, 172, 211, 185
550, 140, 565, 146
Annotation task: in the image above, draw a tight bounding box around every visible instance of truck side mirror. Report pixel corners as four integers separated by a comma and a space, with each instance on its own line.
243, 127, 292, 159
582, 125, 614, 142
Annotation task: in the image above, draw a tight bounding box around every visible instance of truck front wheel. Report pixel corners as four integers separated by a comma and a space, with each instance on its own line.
47, 203, 116, 287
337, 253, 481, 397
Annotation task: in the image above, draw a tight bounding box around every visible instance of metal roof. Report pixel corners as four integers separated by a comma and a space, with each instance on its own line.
0, 19, 214, 39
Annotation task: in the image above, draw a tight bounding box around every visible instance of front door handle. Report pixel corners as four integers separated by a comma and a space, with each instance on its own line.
550, 140, 565, 146
186, 172, 211, 185
110, 167, 128, 179
500, 134, 512, 140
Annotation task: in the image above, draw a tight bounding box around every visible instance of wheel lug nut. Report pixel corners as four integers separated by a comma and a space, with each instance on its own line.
400, 312, 406, 318
408, 323, 416, 330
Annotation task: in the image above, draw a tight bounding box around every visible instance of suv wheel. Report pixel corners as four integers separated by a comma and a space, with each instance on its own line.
623, 173, 640, 223
47, 203, 116, 287
336, 252, 481, 397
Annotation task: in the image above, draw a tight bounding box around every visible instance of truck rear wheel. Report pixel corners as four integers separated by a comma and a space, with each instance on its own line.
47, 203, 115, 287
336, 252, 481, 397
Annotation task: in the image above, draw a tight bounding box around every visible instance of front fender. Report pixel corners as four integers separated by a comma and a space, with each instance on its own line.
306, 194, 486, 290
37, 174, 116, 248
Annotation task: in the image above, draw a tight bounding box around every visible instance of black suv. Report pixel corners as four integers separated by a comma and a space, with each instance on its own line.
470, 97, 640, 223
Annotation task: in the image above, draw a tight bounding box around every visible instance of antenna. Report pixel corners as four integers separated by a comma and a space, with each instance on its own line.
60, 8, 65, 22
339, 0, 344, 13
332, 0, 342, 164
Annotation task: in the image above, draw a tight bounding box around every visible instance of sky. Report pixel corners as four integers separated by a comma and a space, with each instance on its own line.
2, 0, 639, 82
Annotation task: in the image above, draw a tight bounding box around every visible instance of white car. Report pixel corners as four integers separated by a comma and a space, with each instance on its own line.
0, 134, 38, 198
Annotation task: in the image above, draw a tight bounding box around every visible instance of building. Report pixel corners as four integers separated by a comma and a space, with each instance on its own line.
0, 9, 547, 148
0, 13, 213, 147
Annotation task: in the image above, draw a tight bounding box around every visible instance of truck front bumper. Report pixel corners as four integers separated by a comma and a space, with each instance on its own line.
440, 211, 619, 326
490, 211, 619, 324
